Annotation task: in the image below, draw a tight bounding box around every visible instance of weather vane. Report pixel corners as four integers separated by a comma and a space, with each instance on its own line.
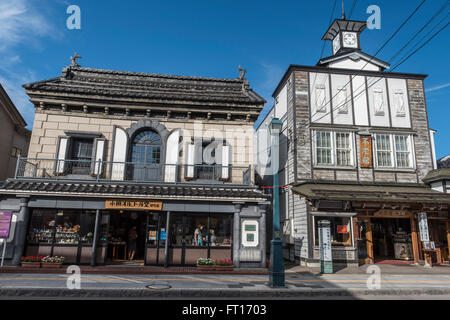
70, 52, 82, 67
237, 65, 246, 79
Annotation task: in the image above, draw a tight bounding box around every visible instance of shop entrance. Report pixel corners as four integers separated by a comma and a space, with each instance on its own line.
371, 218, 414, 262
106, 212, 148, 264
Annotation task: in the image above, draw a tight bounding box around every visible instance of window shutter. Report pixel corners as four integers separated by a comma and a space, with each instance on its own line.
164, 130, 180, 182
55, 137, 69, 174
184, 143, 195, 179
219, 145, 231, 181
91, 139, 106, 177
111, 127, 128, 180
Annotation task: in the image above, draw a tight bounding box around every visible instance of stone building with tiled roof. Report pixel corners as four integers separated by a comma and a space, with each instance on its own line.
0, 58, 269, 268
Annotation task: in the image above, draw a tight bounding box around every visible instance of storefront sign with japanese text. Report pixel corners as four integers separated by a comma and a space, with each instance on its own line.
318, 220, 333, 273
359, 135, 373, 168
0, 212, 12, 239
105, 199, 162, 210
374, 209, 411, 218
418, 212, 429, 242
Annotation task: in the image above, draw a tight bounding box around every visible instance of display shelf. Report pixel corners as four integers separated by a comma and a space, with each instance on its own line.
55, 231, 80, 244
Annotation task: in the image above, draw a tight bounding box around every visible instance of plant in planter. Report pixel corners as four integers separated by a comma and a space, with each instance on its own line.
214, 258, 234, 271
21, 256, 43, 268
196, 258, 215, 271
41, 256, 65, 268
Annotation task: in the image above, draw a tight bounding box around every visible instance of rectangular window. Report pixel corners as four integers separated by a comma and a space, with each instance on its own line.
316, 131, 332, 165
394, 135, 411, 168
70, 138, 94, 175
314, 131, 354, 167
314, 216, 352, 247
375, 134, 393, 167
374, 134, 413, 169
336, 133, 352, 166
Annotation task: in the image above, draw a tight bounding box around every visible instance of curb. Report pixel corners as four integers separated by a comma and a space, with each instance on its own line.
1, 287, 450, 298
0, 267, 268, 276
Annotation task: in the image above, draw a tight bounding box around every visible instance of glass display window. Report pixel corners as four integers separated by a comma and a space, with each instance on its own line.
54, 210, 81, 245
209, 214, 233, 247
314, 216, 353, 247
186, 213, 208, 247
28, 209, 57, 244
79, 211, 96, 244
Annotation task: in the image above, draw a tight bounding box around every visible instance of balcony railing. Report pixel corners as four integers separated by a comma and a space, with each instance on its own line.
14, 157, 252, 186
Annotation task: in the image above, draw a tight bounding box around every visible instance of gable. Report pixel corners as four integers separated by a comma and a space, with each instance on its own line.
318, 51, 390, 72
327, 57, 381, 71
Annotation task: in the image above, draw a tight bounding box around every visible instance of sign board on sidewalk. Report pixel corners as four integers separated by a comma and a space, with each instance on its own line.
418, 212, 429, 242
318, 220, 333, 273
0, 212, 12, 239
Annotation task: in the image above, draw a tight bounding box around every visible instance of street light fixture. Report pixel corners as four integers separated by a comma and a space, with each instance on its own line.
268, 117, 285, 287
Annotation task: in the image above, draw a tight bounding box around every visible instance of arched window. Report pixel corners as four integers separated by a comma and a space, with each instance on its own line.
130, 130, 161, 181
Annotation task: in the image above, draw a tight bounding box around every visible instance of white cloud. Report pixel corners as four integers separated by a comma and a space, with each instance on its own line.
0, 0, 58, 128
0, 0, 54, 51
0, 60, 37, 126
426, 82, 450, 93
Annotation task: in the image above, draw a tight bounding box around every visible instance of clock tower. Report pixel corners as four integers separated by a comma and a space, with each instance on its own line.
317, 3, 390, 71
322, 3, 366, 56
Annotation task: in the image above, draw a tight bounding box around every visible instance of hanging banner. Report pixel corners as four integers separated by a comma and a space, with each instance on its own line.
0, 212, 12, 239
418, 212, 429, 242
359, 135, 373, 168
318, 220, 333, 273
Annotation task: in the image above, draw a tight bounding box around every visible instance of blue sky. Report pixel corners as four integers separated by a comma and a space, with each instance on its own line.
0, 0, 448, 158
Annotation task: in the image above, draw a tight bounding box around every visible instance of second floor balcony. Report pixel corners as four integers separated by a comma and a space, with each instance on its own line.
14, 157, 252, 186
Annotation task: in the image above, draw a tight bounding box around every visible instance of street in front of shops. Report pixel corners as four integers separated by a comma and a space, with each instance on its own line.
1, 264, 450, 299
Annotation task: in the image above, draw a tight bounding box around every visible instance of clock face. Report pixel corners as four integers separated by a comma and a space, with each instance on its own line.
343, 32, 357, 47
332, 34, 341, 54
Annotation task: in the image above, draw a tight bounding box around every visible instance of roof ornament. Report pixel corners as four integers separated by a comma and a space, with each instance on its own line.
70, 52, 82, 67
341, 0, 346, 20
237, 65, 246, 80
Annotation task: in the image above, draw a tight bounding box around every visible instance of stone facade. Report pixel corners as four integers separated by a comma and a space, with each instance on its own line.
28, 109, 255, 167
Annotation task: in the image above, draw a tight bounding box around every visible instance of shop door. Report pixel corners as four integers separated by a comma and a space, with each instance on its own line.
145, 213, 165, 265
357, 219, 373, 264
145, 214, 187, 266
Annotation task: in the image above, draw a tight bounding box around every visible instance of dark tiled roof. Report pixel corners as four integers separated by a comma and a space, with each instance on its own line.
23, 66, 266, 106
322, 19, 367, 40
292, 181, 450, 204
0, 180, 269, 201
423, 168, 450, 183
438, 155, 450, 169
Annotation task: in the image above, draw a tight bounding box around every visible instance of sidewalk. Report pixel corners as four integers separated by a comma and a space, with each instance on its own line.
285, 262, 450, 275
1, 261, 449, 275
1, 264, 450, 299
0, 265, 268, 275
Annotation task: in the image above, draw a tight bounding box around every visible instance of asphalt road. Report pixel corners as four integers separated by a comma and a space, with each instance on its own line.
0, 272, 450, 299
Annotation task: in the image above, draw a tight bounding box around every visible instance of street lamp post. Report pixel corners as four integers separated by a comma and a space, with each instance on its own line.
268, 118, 285, 287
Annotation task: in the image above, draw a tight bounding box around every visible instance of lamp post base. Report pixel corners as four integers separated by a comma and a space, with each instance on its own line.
268, 239, 285, 287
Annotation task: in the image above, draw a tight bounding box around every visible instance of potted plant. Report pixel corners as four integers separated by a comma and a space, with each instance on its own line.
41, 256, 65, 268
214, 258, 234, 271
21, 256, 43, 268
196, 258, 215, 271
